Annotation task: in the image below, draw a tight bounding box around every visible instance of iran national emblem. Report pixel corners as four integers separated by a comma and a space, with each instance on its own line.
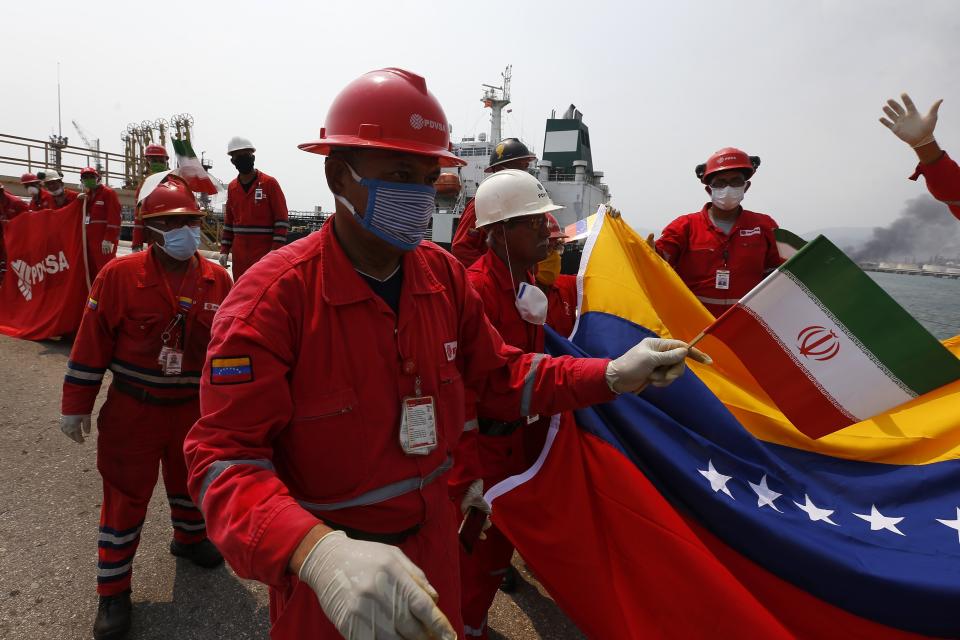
796, 325, 840, 361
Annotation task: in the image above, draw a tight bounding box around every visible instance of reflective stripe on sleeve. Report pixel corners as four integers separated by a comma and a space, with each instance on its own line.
695, 295, 740, 306
231, 225, 275, 234
199, 458, 276, 508
65, 361, 105, 386
520, 353, 546, 417
298, 456, 453, 513
274, 221, 290, 228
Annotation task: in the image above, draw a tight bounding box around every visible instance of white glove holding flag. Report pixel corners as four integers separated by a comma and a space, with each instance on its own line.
605, 338, 712, 394
101, 240, 115, 255
298, 530, 456, 640
460, 479, 492, 542
880, 93, 943, 148
60, 415, 92, 444
218, 253, 229, 268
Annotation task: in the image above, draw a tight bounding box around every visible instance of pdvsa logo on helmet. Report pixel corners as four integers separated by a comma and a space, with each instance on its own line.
717, 155, 738, 165
10, 252, 70, 301
409, 113, 447, 132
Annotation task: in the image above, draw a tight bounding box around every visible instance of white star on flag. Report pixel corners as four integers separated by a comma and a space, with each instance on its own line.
936, 508, 960, 543
698, 460, 734, 499
853, 505, 905, 536
794, 494, 839, 525
749, 475, 782, 512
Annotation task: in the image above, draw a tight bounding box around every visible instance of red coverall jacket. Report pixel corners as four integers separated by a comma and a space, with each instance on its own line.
183, 221, 614, 639
27, 189, 51, 211
545, 274, 578, 338
40, 188, 79, 210
911, 151, 960, 221
62, 248, 233, 413
451, 199, 488, 268
656, 204, 783, 317
82, 184, 122, 279
466, 249, 544, 477
221, 171, 288, 279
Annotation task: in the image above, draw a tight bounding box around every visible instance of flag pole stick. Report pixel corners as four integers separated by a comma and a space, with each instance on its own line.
687, 331, 706, 350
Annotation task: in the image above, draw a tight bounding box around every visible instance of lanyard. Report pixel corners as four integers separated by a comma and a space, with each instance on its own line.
157, 256, 200, 349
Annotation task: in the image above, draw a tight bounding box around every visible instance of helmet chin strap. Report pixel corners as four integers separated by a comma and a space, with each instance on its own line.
501, 224, 519, 296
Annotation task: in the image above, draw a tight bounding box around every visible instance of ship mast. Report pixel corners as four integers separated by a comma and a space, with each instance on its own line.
481, 65, 511, 144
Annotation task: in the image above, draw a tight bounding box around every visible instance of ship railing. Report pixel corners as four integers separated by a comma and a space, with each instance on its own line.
0, 133, 130, 188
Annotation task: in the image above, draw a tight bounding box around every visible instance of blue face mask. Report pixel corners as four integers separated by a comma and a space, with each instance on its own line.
147, 224, 201, 261
334, 162, 437, 251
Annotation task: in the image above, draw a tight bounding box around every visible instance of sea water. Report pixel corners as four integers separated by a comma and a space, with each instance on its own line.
869, 272, 960, 340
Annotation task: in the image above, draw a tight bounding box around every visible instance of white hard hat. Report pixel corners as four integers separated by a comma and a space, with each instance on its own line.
474, 169, 563, 227
227, 136, 255, 154
43, 169, 63, 182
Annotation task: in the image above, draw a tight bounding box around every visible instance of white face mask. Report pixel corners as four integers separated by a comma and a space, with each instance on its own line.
26, 186, 40, 196
711, 186, 745, 211
50, 186, 64, 196
515, 282, 548, 325
501, 226, 549, 325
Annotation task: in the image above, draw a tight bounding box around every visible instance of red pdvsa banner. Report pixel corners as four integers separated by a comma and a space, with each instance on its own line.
0, 200, 89, 340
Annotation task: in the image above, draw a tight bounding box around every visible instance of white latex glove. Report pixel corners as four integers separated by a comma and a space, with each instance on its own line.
130, 245, 143, 253
60, 415, 92, 444
460, 479, 492, 542
880, 93, 943, 148
101, 240, 115, 255
218, 253, 229, 268
299, 530, 456, 640
605, 338, 712, 394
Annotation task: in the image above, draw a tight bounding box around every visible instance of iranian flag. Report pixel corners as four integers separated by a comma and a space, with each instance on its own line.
704, 235, 960, 439
171, 138, 225, 195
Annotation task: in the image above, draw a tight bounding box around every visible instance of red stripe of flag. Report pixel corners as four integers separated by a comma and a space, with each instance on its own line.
709, 307, 853, 438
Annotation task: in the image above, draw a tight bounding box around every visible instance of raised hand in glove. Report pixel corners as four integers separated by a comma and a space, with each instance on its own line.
60, 415, 92, 443
605, 337, 712, 394
880, 93, 943, 148
218, 253, 229, 268
298, 530, 456, 640
101, 240, 115, 255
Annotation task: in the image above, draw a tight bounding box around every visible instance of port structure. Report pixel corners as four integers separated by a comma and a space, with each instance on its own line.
482, 65, 512, 145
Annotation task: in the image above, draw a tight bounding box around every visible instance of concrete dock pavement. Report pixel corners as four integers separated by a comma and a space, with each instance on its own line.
0, 334, 583, 639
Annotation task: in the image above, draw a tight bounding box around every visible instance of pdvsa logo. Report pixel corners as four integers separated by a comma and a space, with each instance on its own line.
409, 113, 447, 132
10, 252, 70, 301
797, 325, 840, 361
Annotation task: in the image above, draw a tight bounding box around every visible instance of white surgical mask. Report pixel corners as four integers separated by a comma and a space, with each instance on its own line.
147, 224, 201, 261
26, 186, 40, 196
501, 226, 549, 325
711, 186, 745, 211
50, 186, 64, 196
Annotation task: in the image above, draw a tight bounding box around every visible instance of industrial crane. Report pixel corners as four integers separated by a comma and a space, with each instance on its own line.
71, 119, 102, 173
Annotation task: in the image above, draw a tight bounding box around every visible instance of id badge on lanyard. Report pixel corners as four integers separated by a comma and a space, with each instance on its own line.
399, 376, 438, 456
254, 187, 265, 201
715, 269, 731, 290
158, 314, 185, 376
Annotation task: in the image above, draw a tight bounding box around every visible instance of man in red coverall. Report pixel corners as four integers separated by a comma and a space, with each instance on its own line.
183, 68, 706, 640
59, 176, 230, 640
131, 144, 171, 252
0, 184, 29, 281
880, 93, 960, 221
218, 136, 289, 279
459, 168, 564, 638
77, 167, 121, 282
451, 137, 537, 268
655, 148, 784, 317
41, 170, 80, 209
537, 212, 578, 338
22, 173, 48, 211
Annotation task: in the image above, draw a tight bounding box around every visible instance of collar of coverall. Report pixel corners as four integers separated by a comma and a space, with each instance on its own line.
697, 202, 760, 236
133, 245, 216, 289
320, 222, 445, 306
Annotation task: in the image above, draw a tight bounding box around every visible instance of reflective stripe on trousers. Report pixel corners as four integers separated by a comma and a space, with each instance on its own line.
695, 295, 739, 306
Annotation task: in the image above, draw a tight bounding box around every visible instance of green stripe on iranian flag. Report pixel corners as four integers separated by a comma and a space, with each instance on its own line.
779, 236, 960, 394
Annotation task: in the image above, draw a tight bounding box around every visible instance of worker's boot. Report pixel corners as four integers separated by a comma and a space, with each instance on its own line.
93, 589, 132, 640
170, 538, 224, 568
499, 565, 518, 593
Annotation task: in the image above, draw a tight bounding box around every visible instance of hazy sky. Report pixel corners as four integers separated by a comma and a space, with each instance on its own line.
2, 0, 958, 235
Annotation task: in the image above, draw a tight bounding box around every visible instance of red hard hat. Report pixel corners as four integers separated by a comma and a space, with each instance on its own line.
144, 144, 169, 159
545, 212, 568, 239
299, 68, 466, 167
20, 173, 40, 185
80, 167, 99, 177
696, 147, 761, 184
140, 176, 203, 219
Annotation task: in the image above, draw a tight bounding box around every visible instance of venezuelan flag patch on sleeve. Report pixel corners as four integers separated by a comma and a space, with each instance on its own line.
210, 356, 253, 385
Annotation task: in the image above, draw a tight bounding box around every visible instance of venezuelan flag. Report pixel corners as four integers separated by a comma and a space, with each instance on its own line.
487, 210, 960, 638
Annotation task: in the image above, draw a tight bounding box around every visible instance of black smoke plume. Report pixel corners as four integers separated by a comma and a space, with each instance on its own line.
852, 196, 960, 262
